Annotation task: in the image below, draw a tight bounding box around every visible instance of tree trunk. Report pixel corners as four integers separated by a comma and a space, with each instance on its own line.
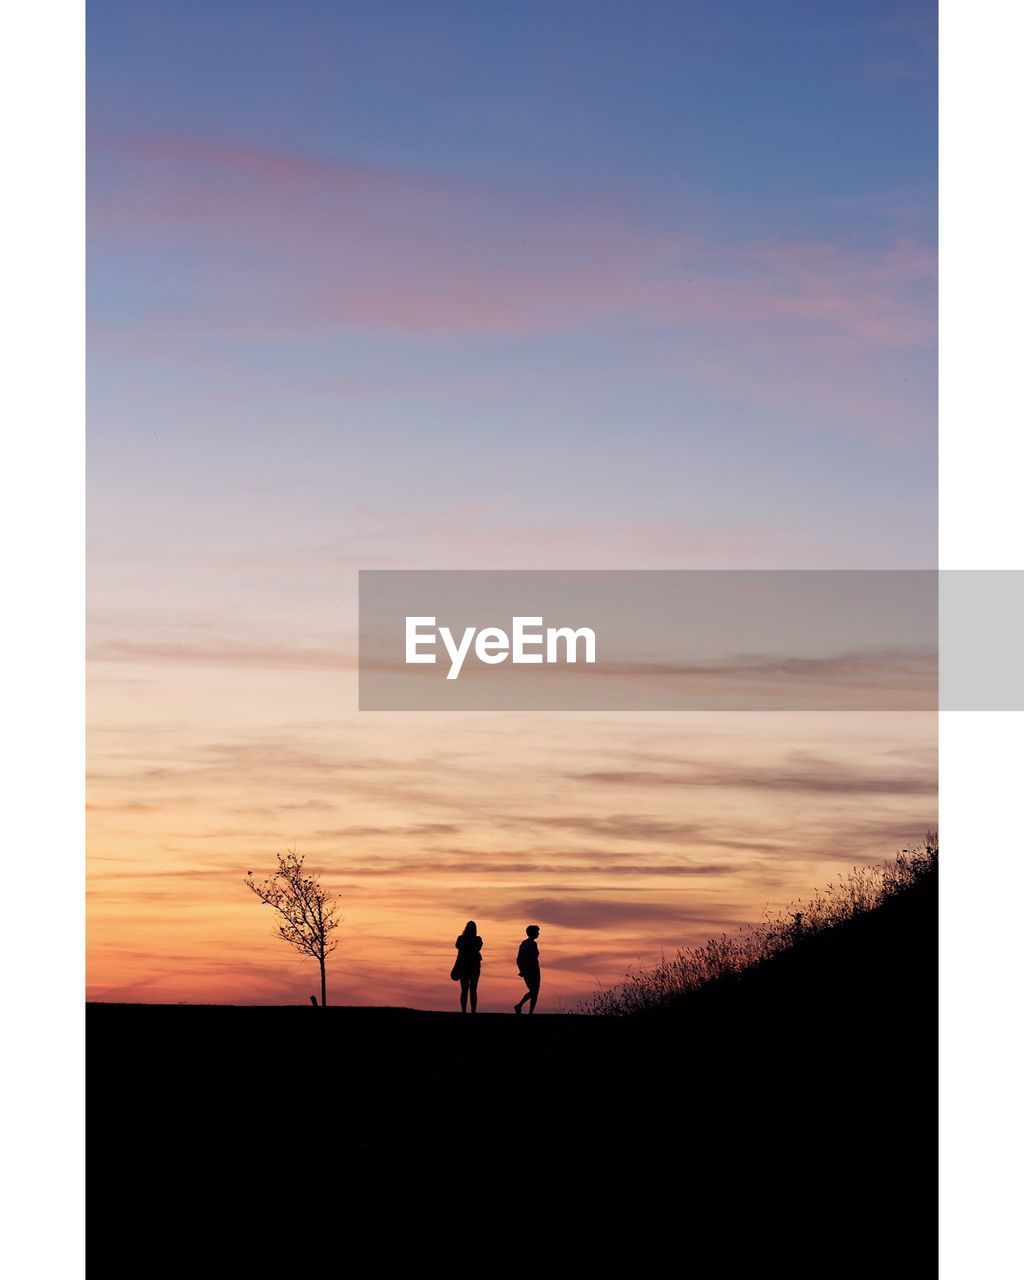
320, 958, 327, 1008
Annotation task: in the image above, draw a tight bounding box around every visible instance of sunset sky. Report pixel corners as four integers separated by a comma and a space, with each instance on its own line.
87, 0, 937, 1009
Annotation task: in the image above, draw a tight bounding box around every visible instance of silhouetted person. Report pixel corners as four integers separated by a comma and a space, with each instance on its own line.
514, 924, 541, 1015
453, 920, 483, 1013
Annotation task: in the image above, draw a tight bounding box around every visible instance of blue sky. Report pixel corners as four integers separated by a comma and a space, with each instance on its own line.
88, 0, 935, 231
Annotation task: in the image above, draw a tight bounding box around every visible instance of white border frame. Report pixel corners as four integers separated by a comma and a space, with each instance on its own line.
0, 1, 85, 1274
1, 2, 1021, 1275
940, 2, 1024, 1275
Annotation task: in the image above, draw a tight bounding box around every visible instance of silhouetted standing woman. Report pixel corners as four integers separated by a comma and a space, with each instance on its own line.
453, 920, 483, 1013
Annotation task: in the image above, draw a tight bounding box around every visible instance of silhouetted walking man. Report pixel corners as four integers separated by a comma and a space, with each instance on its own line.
514, 924, 541, 1015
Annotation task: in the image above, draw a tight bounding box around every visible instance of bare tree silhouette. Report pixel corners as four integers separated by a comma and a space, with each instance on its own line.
245, 851, 341, 1007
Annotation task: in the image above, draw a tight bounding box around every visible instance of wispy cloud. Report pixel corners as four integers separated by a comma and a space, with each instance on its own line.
91, 132, 933, 344
570, 751, 936, 797
494, 897, 743, 930
90, 131, 934, 443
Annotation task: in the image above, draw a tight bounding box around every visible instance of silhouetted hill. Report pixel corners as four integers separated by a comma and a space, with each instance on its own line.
88, 851, 935, 1276
661, 848, 936, 1038
581, 840, 937, 1017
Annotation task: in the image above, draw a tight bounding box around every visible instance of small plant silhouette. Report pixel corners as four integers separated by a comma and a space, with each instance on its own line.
245, 851, 341, 1007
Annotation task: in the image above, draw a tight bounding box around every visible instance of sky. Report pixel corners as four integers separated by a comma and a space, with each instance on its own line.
87, 0, 937, 1009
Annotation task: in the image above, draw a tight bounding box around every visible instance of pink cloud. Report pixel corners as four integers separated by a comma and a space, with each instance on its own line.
92, 132, 933, 342
90, 131, 935, 442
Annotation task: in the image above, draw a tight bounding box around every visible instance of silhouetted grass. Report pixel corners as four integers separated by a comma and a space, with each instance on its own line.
577, 834, 938, 1015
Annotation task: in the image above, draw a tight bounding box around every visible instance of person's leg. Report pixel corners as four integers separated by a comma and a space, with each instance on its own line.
460, 977, 469, 1012
469, 973, 478, 1013
516, 975, 539, 1013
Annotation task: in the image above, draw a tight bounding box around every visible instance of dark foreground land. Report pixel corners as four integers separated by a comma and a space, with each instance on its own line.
89, 878, 935, 1274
